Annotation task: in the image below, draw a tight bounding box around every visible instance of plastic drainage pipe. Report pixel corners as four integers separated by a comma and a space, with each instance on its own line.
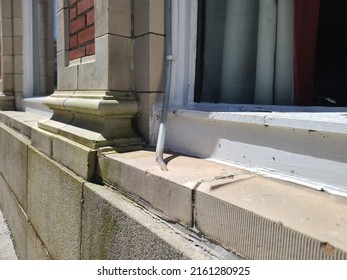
155, 0, 173, 171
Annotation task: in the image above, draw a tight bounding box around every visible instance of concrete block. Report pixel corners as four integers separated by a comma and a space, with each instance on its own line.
95, 0, 131, 38
27, 147, 84, 260
14, 56, 23, 74
13, 18, 22, 36
77, 59, 99, 90
2, 37, 13, 55
0, 111, 44, 138
0, 123, 30, 211
2, 56, 13, 74
52, 135, 97, 180
2, 18, 13, 36
97, 150, 244, 226
14, 74, 23, 92
134, 34, 164, 92
134, 0, 164, 37
26, 223, 52, 260
0, 96, 14, 110
13, 0, 22, 18
1, 74, 13, 92
31, 126, 54, 157
1, 0, 12, 18
108, 0, 131, 37
13, 37, 22, 55
81, 183, 214, 260
57, 52, 78, 90
0, 175, 28, 259
195, 175, 347, 259
57, 9, 69, 52
108, 34, 132, 91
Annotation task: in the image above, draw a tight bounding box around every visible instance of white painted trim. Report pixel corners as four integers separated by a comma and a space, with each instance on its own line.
170, 0, 197, 105
157, 107, 347, 196
153, 1, 347, 196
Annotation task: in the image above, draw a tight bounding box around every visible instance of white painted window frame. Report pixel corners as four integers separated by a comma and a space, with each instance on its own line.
153, 0, 347, 197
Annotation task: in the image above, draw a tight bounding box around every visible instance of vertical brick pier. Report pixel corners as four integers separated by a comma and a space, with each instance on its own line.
69, 0, 95, 60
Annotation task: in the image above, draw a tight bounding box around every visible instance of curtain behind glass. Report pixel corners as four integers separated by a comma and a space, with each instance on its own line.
198, 0, 294, 105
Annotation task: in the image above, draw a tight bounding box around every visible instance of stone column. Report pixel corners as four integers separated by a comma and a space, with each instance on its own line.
39, 0, 141, 149
0, 0, 54, 110
0, 0, 22, 110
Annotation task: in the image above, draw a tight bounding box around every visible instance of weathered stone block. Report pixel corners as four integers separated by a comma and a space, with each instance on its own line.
97, 150, 241, 227
134, 0, 164, 36
195, 175, 347, 259
95, 0, 131, 38
134, 34, 164, 92
108, 34, 132, 91
0, 123, 29, 211
27, 147, 84, 260
31, 126, 54, 157
26, 223, 52, 260
0, 175, 28, 259
81, 183, 213, 260
57, 52, 78, 90
52, 135, 96, 180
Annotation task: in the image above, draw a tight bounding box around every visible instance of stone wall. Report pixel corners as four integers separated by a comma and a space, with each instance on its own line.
0, 111, 218, 259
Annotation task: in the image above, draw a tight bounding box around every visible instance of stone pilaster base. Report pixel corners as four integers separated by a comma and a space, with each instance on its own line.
0, 95, 15, 110
38, 91, 142, 149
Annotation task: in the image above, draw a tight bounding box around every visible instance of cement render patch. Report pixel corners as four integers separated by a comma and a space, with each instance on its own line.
82, 182, 216, 260
27, 147, 84, 260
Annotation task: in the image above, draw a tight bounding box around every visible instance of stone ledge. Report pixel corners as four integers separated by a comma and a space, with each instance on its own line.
1, 111, 346, 259
97, 149, 249, 227
0, 110, 47, 138
196, 176, 347, 259
98, 149, 347, 259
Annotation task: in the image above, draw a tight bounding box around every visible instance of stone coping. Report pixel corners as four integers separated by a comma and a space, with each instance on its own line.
1, 110, 347, 259
99, 149, 347, 259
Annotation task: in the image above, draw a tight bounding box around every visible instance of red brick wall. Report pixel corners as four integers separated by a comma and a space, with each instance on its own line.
69, 0, 95, 61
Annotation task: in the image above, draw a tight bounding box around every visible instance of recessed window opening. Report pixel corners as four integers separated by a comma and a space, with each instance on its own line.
195, 0, 347, 107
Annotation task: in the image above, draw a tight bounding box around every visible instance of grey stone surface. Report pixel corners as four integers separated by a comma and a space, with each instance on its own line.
0, 123, 30, 211
31, 126, 54, 157
134, 34, 165, 92
26, 223, 51, 260
52, 135, 96, 180
81, 183, 215, 260
108, 34, 133, 91
195, 175, 347, 259
27, 147, 84, 260
134, 0, 164, 37
97, 150, 244, 227
95, 0, 131, 38
0, 174, 28, 259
